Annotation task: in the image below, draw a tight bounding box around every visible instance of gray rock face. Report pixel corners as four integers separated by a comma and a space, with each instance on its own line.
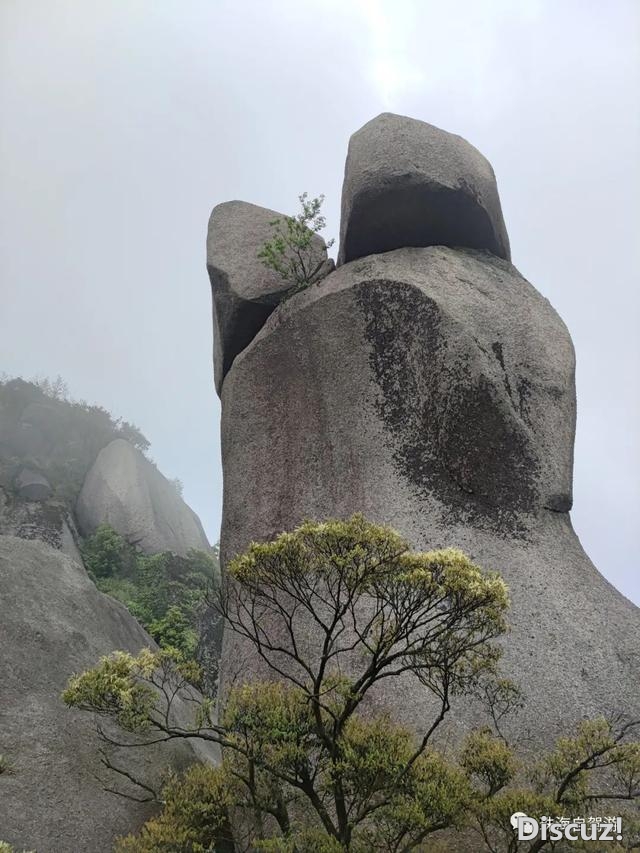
15, 467, 52, 501
217, 247, 639, 748
207, 200, 333, 394
0, 535, 216, 853
76, 438, 210, 555
338, 113, 510, 265
0, 486, 82, 562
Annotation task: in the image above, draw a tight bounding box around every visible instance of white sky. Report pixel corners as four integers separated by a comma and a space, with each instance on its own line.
1, 0, 638, 602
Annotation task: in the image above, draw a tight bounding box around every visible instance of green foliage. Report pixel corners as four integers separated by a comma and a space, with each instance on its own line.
65, 516, 640, 851
114, 763, 234, 852
82, 524, 217, 662
226, 514, 510, 702
81, 523, 131, 579
0, 843, 35, 853
63, 648, 203, 728
461, 727, 517, 795
258, 192, 334, 294
147, 605, 199, 659
537, 718, 640, 812
63, 650, 159, 732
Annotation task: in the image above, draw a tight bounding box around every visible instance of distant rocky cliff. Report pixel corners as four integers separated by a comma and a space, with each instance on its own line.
0, 377, 219, 852
0, 377, 211, 558
77, 438, 210, 555
209, 113, 640, 748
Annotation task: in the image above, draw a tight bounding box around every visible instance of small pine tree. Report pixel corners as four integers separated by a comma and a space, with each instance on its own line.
258, 193, 334, 294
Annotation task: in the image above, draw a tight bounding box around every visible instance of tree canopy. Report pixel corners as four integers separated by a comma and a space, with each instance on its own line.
64, 516, 640, 852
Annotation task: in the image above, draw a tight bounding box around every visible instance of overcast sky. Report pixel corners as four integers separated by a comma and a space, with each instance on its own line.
1, 1, 638, 603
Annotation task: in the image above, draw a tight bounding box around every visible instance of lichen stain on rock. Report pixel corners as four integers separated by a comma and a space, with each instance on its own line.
357, 279, 540, 536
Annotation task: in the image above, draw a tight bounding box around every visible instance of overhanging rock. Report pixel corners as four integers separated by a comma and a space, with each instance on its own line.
338, 113, 511, 264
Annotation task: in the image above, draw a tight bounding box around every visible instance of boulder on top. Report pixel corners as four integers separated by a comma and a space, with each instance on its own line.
207, 200, 333, 394
15, 467, 52, 501
337, 113, 511, 265
76, 438, 210, 555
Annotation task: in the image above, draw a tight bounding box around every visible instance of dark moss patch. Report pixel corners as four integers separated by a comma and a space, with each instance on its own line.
357, 280, 541, 537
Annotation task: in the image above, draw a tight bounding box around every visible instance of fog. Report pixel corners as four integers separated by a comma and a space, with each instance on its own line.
1, 0, 638, 601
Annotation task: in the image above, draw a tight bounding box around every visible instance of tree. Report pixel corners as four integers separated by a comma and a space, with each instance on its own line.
32, 373, 69, 401
114, 764, 234, 853
63, 516, 640, 852
258, 193, 334, 294
118, 420, 151, 454
81, 523, 130, 579
147, 605, 199, 660
170, 477, 185, 497
81, 525, 217, 665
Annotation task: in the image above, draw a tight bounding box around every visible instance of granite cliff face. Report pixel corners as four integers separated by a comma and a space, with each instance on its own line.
0, 381, 219, 850
76, 437, 211, 555
0, 536, 217, 853
209, 113, 640, 747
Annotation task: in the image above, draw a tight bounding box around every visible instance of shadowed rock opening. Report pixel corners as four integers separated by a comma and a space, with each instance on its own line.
208, 267, 280, 385
343, 182, 504, 263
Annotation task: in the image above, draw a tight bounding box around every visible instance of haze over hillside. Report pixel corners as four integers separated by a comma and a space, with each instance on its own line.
1, 0, 638, 602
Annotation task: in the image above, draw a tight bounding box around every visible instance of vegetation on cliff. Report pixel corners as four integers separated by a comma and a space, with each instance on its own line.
258, 193, 333, 294
82, 523, 217, 662
64, 516, 640, 851
0, 374, 149, 504
0, 374, 216, 664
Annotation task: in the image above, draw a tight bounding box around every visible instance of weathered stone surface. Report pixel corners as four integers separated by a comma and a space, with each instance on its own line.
15, 467, 52, 501
217, 247, 640, 748
338, 113, 511, 265
0, 535, 216, 853
76, 438, 210, 555
0, 486, 82, 561
207, 200, 333, 394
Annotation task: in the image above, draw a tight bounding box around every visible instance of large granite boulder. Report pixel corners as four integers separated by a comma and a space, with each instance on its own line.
14, 467, 52, 501
76, 438, 210, 555
207, 200, 333, 394
216, 246, 640, 748
338, 113, 510, 265
0, 535, 216, 853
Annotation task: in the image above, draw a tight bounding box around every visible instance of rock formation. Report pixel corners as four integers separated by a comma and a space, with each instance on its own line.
210, 113, 640, 749
0, 378, 221, 850
0, 377, 212, 563
207, 200, 334, 393
0, 486, 83, 563
0, 536, 216, 853
338, 113, 510, 265
14, 467, 52, 501
76, 437, 211, 555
